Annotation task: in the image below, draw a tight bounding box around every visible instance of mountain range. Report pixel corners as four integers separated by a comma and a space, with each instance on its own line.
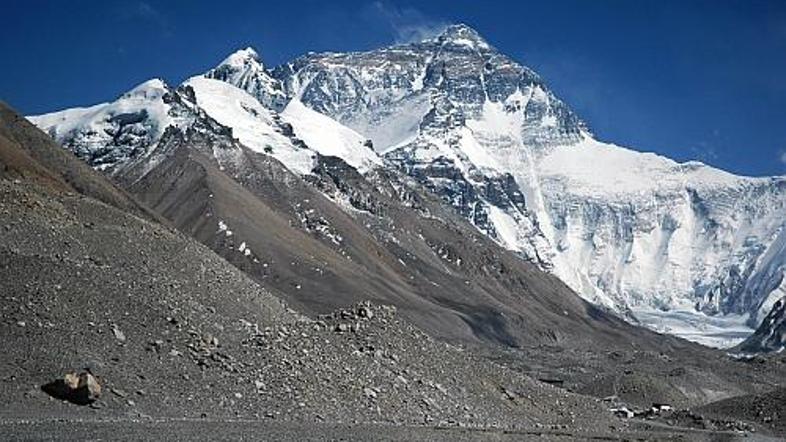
29, 24, 786, 348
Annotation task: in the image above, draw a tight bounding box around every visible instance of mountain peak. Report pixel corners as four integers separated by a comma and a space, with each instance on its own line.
122, 78, 169, 99
219, 47, 262, 68
434, 24, 491, 49
206, 46, 288, 111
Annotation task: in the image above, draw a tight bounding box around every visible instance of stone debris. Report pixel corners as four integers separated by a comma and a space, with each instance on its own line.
111, 324, 126, 342
363, 387, 378, 399
611, 407, 634, 419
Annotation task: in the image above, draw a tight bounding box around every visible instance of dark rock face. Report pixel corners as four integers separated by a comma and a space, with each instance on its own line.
385, 147, 533, 252
736, 297, 786, 353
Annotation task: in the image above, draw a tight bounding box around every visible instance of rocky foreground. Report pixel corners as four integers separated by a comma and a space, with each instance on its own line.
0, 179, 615, 436
0, 181, 784, 440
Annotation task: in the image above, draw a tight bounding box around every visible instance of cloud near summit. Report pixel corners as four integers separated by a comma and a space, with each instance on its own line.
368, 1, 447, 44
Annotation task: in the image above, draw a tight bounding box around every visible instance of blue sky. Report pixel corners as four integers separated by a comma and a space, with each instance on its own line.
2, 0, 785, 176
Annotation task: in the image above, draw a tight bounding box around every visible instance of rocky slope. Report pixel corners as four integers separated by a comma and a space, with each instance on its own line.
0, 101, 159, 221
0, 120, 778, 442
697, 387, 786, 436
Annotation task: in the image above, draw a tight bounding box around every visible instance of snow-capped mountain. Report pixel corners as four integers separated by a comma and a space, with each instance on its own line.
272, 24, 583, 152
271, 24, 786, 345
27, 24, 786, 347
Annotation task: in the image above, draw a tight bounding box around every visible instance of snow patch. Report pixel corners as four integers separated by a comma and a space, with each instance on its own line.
185, 76, 317, 175
218, 220, 233, 237
487, 205, 519, 248
281, 99, 382, 173
538, 138, 746, 198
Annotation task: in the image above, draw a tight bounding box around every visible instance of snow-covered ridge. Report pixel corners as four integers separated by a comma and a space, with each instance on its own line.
218, 47, 261, 68
183, 76, 382, 174
281, 99, 382, 173
27, 59, 384, 179
28, 78, 188, 172
426, 23, 493, 50
183, 76, 316, 175
538, 138, 748, 197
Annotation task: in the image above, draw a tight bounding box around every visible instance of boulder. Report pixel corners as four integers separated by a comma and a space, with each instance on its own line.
42, 371, 102, 405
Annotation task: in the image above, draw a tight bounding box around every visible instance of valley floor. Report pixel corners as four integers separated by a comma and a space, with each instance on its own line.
0, 417, 777, 442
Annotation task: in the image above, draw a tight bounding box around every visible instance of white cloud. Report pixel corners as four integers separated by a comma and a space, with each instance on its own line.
689, 141, 718, 165
779, 150, 786, 165
122, 2, 171, 35
369, 1, 447, 44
